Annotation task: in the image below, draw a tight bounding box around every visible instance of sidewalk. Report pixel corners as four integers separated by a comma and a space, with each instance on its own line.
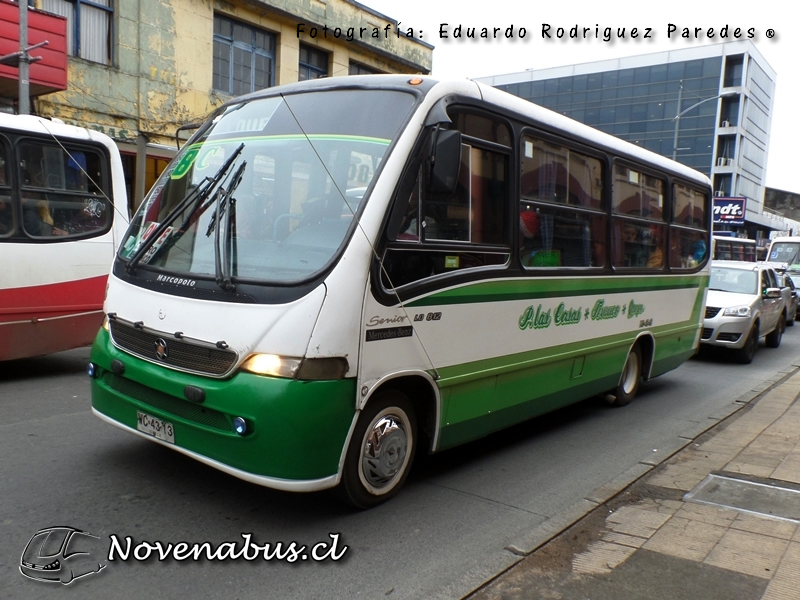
467, 367, 800, 600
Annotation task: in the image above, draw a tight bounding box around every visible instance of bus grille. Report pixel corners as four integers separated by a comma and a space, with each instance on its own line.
109, 320, 237, 377
705, 307, 721, 319
102, 372, 233, 432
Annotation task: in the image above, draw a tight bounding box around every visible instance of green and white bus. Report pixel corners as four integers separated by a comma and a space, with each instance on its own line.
88, 76, 711, 508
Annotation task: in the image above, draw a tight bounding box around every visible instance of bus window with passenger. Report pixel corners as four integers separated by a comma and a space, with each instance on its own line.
0, 114, 128, 361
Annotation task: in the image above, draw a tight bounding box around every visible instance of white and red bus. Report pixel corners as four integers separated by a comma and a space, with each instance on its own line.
0, 113, 128, 361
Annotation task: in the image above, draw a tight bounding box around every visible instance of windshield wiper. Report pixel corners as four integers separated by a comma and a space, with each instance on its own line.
125, 143, 245, 273
207, 160, 246, 291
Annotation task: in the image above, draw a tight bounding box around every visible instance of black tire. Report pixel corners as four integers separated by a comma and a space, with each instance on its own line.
338, 390, 417, 509
735, 323, 759, 364
766, 313, 785, 348
607, 345, 642, 408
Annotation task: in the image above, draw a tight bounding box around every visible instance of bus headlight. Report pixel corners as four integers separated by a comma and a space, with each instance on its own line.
723, 306, 751, 317
241, 354, 302, 379
240, 354, 348, 380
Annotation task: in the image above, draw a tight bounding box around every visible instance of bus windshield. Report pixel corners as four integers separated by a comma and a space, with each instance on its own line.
118, 89, 416, 285
768, 241, 800, 273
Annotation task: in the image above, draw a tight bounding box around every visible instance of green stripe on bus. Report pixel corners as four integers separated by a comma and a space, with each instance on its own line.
432, 320, 699, 388
433, 327, 698, 450
405, 274, 708, 307
189, 134, 391, 148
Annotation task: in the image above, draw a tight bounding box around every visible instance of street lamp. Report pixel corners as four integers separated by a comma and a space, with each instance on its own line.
671, 83, 737, 161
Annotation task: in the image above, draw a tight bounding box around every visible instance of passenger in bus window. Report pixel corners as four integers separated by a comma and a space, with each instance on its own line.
590, 238, 605, 267
687, 231, 707, 267
65, 152, 89, 192
22, 198, 67, 237
646, 227, 664, 268
620, 222, 647, 267
519, 209, 540, 266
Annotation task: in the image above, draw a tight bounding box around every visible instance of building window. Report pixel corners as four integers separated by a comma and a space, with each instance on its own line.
299, 44, 328, 80
42, 0, 112, 64
213, 14, 276, 97
349, 62, 381, 76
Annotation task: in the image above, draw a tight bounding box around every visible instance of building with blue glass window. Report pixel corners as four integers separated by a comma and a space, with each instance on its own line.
476, 41, 786, 239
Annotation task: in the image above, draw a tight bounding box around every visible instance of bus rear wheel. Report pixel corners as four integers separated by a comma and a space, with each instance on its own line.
607, 345, 642, 408
338, 390, 416, 509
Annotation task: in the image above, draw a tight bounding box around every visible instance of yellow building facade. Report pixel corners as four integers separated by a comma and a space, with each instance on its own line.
26, 0, 432, 209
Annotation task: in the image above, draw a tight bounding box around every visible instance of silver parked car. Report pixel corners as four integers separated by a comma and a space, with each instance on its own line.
701, 260, 789, 363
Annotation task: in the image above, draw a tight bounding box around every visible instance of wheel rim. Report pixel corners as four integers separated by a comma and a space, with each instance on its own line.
620, 351, 640, 395
359, 408, 412, 495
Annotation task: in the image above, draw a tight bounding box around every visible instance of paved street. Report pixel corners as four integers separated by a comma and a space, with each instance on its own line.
2, 331, 800, 599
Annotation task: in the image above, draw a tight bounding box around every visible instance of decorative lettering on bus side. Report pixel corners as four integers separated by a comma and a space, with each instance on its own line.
366, 315, 408, 327
365, 326, 414, 342
518, 304, 551, 330
590, 299, 621, 321
627, 300, 645, 319
554, 303, 582, 326
519, 302, 583, 331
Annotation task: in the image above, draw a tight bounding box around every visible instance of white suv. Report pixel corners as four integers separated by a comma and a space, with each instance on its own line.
701, 260, 789, 363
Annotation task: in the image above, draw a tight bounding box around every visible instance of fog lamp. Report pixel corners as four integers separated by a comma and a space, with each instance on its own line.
233, 417, 247, 436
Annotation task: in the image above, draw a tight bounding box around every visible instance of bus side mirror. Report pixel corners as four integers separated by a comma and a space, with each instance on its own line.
427, 129, 461, 195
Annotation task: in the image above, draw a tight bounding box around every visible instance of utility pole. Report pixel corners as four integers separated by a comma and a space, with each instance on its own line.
0, 1, 48, 115
19, 0, 30, 114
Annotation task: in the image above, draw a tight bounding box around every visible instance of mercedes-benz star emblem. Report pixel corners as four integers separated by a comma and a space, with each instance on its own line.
154, 338, 169, 361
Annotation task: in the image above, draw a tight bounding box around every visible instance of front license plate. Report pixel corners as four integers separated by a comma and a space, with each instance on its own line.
137, 411, 175, 444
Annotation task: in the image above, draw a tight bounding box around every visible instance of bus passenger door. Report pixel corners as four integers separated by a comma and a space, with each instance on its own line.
370, 110, 513, 449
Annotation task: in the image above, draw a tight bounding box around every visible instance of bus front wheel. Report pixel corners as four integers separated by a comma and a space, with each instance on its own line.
607, 345, 642, 408
338, 390, 417, 509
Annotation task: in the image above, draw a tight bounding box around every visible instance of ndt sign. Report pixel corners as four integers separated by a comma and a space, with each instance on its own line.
713, 197, 746, 225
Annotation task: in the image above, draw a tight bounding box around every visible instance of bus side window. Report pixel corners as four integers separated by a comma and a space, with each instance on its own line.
381, 121, 511, 289
0, 144, 12, 237
519, 135, 606, 269
19, 143, 110, 239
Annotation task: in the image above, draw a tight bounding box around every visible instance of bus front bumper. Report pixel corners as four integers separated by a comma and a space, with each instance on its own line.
89, 329, 358, 491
